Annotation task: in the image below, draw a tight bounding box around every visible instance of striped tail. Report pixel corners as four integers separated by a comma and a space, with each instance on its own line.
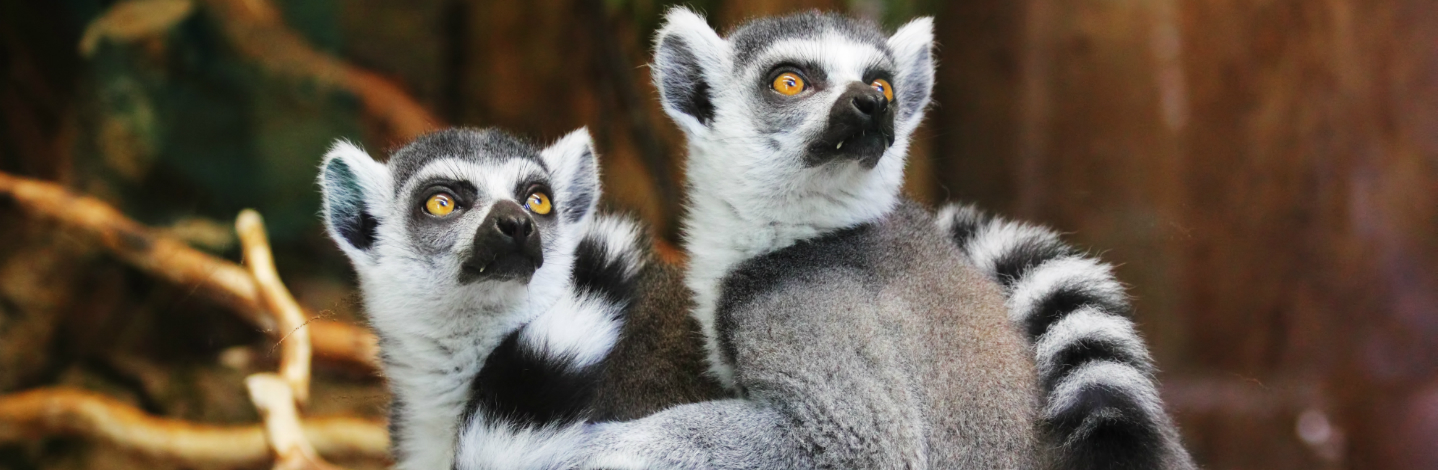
454, 214, 649, 470
937, 204, 1195, 470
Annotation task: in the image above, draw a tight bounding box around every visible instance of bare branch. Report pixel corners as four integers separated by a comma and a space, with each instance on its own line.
246, 374, 345, 470
0, 171, 380, 371
0, 387, 388, 467
237, 210, 313, 404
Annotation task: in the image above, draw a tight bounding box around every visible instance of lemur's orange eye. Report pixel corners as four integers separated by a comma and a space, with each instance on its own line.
526, 192, 552, 215
772, 72, 805, 96
424, 193, 456, 216
871, 79, 894, 102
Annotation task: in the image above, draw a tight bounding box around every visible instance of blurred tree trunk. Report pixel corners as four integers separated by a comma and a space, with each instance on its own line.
936, 0, 1436, 468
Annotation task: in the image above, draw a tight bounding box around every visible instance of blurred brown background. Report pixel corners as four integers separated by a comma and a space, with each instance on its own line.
0, 0, 1434, 469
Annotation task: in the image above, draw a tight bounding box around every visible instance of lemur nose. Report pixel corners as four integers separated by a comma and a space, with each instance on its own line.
495, 215, 533, 241
851, 96, 876, 115
851, 92, 886, 116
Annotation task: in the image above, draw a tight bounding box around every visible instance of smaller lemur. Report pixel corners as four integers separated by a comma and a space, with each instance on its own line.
318, 128, 721, 470
318, 128, 604, 470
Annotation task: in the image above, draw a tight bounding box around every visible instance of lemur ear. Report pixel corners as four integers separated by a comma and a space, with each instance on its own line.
887, 17, 936, 135
539, 128, 600, 225
651, 7, 726, 135
318, 140, 391, 259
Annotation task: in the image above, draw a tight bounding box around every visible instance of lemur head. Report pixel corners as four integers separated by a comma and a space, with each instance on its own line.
318, 128, 599, 323
653, 9, 934, 229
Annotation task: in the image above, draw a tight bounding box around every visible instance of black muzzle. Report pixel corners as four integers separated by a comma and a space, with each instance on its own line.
805, 81, 896, 169
458, 200, 543, 284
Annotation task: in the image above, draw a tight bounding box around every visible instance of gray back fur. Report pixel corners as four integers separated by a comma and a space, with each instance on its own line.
717, 202, 1038, 468
579, 204, 1040, 469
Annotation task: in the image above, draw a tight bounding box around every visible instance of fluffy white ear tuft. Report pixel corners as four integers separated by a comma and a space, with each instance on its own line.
539, 128, 600, 225
887, 17, 936, 135
317, 140, 391, 259
651, 7, 727, 136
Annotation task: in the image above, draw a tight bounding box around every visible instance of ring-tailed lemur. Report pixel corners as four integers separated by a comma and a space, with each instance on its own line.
318, 128, 722, 470
579, 9, 1041, 468
578, 9, 1194, 470
938, 204, 1195, 470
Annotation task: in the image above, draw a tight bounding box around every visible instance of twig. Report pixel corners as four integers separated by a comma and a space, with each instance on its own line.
197, 0, 442, 143
79, 0, 195, 57
238, 209, 345, 469
0, 171, 266, 327
0, 171, 380, 371
237, 210, 312, 403
0, 387, 388, 467
246, 374, 345, 470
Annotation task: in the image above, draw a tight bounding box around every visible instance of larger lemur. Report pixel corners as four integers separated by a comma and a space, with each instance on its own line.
579, 9, 1194, 470
581, 10, 1038, 468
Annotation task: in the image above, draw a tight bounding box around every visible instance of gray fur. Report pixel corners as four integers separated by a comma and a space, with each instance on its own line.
727, 11, 890, 70
387, 128, 547, 193
585, 400, 811, 469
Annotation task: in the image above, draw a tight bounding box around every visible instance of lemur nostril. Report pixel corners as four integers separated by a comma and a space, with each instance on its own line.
496, 216, 526, 239
852, 96, 878, 115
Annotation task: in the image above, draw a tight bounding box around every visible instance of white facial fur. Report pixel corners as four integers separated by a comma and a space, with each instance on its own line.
317, 128, 599, 470
651, 9, 935, 386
